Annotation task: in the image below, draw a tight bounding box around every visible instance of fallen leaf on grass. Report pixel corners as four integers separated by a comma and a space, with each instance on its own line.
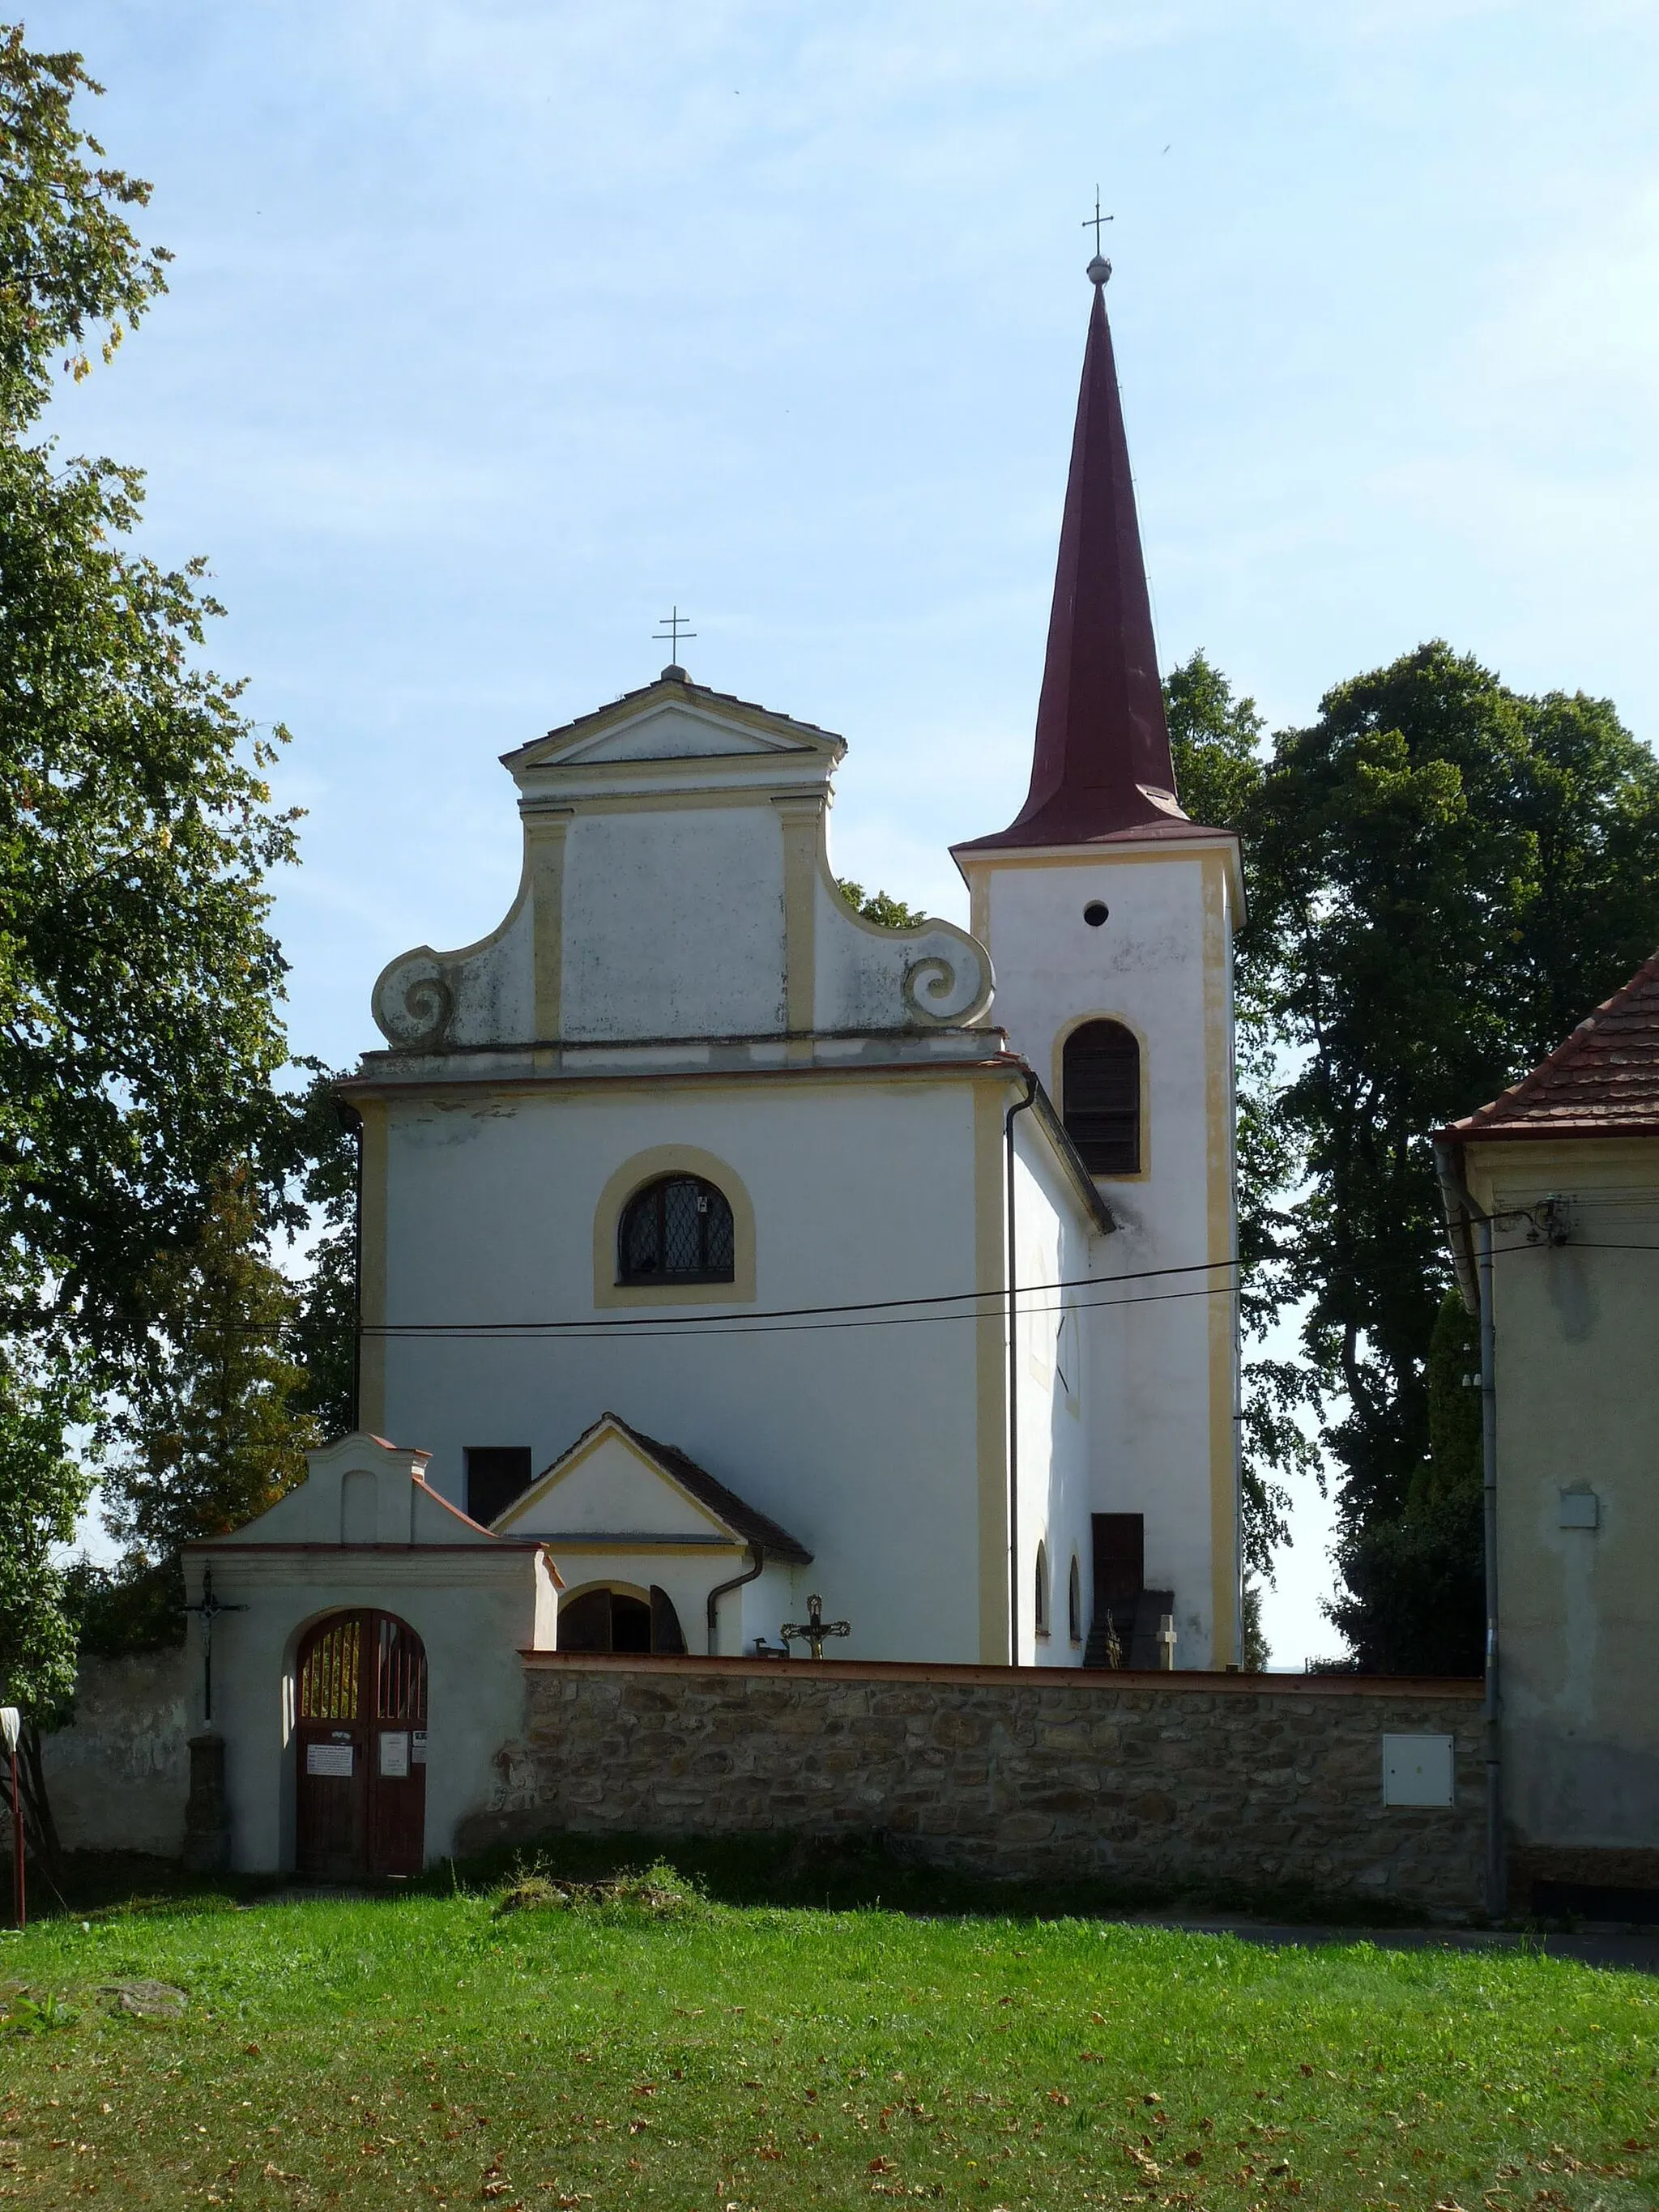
868, 2155, 897, 2172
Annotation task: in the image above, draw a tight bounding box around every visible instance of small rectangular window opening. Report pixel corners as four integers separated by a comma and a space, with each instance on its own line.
464, 1446, 534, 1527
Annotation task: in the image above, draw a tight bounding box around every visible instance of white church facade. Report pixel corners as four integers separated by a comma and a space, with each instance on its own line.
186, 255, 1246, 1873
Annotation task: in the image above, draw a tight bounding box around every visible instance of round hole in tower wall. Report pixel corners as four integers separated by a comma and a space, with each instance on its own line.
1083, 901, 1109, 927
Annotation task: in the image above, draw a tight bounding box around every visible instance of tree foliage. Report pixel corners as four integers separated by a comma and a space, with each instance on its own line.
100, 1165, 313, 1570
837, 879, 927, 930
1171, 640, 1659, 1667
0, 26, 300, 1713
285, 1067, 359, 1443
1166, 652, 1318, 1578
0, 1350, 87, 1711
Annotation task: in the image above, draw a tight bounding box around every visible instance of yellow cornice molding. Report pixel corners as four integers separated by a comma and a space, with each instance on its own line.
953, 833, 1247, 925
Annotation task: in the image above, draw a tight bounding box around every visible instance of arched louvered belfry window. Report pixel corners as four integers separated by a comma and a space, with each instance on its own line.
618, 1174, 736, 1285
1062, 1020, 1141, 1174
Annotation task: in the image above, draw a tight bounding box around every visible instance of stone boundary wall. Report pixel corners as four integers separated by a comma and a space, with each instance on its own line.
38, 1646, 194, 1858
467, 1656, 1485, 1914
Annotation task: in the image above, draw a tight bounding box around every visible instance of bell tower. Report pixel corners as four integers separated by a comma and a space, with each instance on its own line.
952, 249, 1245, 1666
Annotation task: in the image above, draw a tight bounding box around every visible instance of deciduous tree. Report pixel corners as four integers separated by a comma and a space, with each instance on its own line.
0, 27, 298, 1715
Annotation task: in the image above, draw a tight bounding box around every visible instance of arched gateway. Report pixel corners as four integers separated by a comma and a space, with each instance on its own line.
295, 1610, 428, 1879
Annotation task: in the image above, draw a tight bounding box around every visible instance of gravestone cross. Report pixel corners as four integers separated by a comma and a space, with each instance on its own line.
779, 1592, 850, 1661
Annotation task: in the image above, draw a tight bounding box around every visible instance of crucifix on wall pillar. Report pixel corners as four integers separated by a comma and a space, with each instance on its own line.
181, 1568, 247, 1725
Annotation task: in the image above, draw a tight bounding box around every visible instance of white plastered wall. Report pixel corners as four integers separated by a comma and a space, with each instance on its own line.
964, 843, 1240, 1666
1009, 1112, 1096, 1665
1465, 1140, 1659, 1849
373, 1076, 992, 1664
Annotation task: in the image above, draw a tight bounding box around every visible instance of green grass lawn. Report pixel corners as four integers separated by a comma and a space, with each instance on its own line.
2, 1869, 1657, 2211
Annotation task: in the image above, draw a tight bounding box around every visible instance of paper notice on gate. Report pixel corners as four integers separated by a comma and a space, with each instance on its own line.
411, 1729, 428, 1765
306, 1742, 353, 1777
379, 1731, 410, 1778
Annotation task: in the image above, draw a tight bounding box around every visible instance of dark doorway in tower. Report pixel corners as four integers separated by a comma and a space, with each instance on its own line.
557, 1585, 687, 1654
295, 1610, 428, 1879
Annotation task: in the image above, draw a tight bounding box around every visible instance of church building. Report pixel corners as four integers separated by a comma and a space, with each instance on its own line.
186, 254, 1246, 1875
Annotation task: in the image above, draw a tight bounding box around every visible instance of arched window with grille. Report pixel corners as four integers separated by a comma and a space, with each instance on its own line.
1062, 1019, 1141, 1175
1034, 1541, 1051, 1639
618, 1174, 736, 1285
1068, 1554, 1082, 1644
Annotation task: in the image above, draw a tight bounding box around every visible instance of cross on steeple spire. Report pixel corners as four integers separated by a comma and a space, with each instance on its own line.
953, 254, 1221, 856
1082, 186, 1113, 259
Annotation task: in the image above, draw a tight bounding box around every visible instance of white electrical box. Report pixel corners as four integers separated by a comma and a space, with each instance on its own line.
1559, 1488, 1600, 1530
1381, 1733, 1454, 1808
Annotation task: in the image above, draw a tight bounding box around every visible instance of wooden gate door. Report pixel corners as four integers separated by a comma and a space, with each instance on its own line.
296, 1611, 429, 1879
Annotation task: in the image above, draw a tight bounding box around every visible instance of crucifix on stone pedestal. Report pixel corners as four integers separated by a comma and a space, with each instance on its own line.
779, 1593, 850, 1661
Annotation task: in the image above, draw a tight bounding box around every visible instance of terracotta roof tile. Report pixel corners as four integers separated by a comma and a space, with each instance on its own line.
1444, 949, 1659, 1141
599, 1413, 813, 1563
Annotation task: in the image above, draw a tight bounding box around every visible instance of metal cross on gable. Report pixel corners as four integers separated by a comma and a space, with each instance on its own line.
181, 1566, 246, 1725
1081, 186, 1114, 256
779, 1592, 850, 1661
653, 605, 696, 664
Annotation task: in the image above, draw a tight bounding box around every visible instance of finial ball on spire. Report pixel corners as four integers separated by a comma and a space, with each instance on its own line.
1086, 254, 1111, 288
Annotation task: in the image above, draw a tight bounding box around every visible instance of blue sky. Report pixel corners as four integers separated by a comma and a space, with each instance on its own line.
34, 1, 1659, 1655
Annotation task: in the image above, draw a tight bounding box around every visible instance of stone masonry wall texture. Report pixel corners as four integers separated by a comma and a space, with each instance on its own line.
468, 1656, 1485, 1914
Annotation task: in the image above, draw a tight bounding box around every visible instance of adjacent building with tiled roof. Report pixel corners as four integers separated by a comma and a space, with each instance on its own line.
1435, 945, 1659, 1921
1440, 950, 1659, 1144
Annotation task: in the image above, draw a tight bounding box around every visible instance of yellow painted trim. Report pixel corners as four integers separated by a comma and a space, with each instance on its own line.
527, 815, 569, 1038
591, 1144, 758, 1308
537, 784, 809, 813
974, 1083, 1011, 1663
356, 1098, 389, 1435
969, 872, 991, 952
496, 1416, 737, 1539
775, 796, 821, 1038
956, 836, 1246, 926
531, 749, 819, 782
1050, 1010, 1152, 1184
1202, 850, 1239, 1667
347, 1063, 1021, 1110
525, 1538, 744, 1554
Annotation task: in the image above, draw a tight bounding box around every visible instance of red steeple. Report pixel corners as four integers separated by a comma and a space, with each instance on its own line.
957, 258, 1202, 853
